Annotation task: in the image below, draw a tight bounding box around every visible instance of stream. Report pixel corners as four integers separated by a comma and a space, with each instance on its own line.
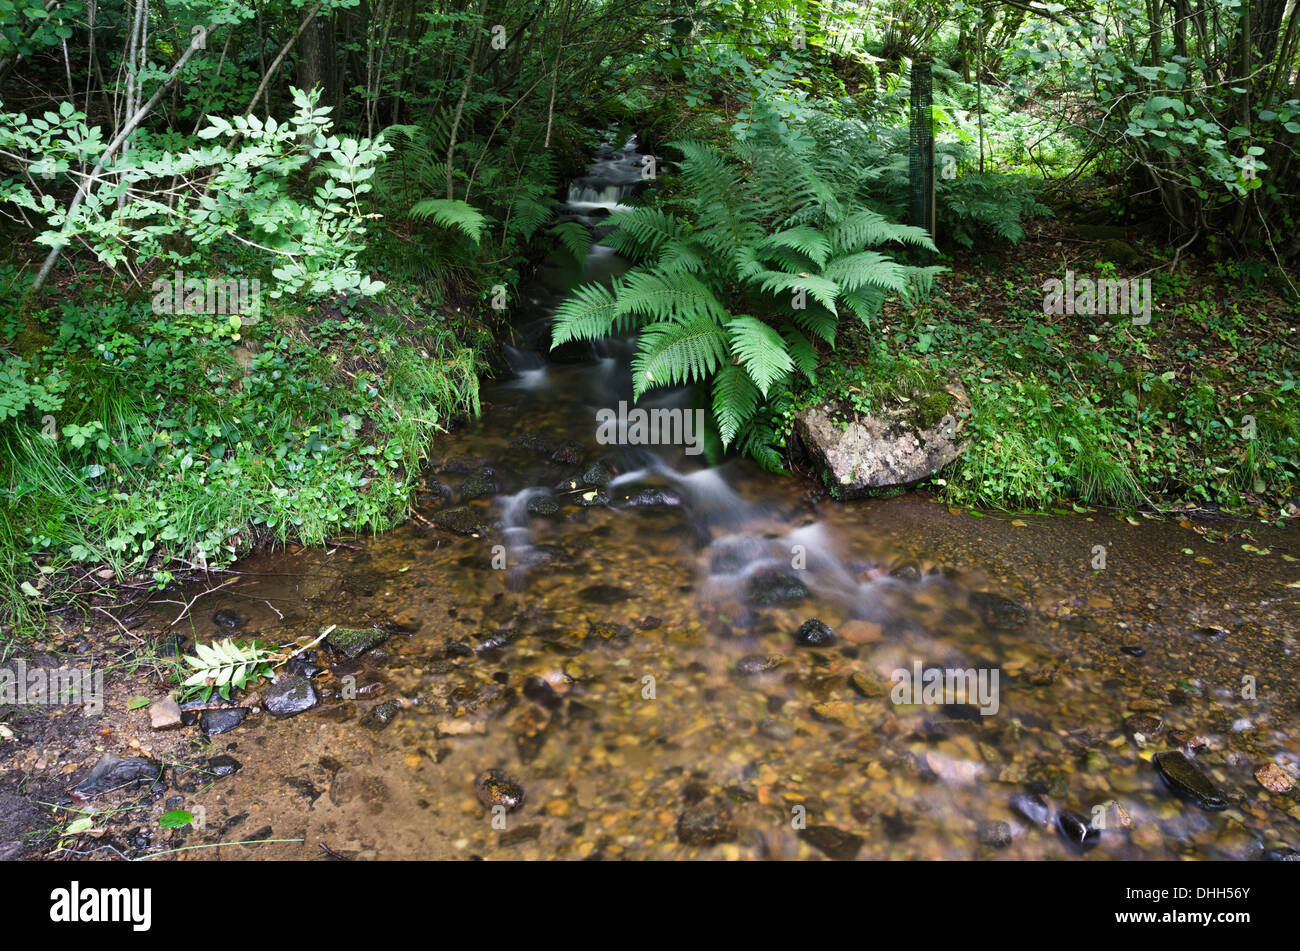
156, 135, 1300, 861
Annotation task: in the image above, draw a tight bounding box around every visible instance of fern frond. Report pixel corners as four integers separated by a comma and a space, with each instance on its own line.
780, 323, 819, 383
756, 226, 832, 267
551, 279, 622, 347
790, 304, 838, 345
728, 316, 794, 397
600, 207, 687, 259
616, 268, 728, 323
409, 198, 488, 244
822, 251, 909, 293
829, 208, 936, 253
549, 221, 592, 262
750, 269, 839, 313
632, 311, 729, 398
712, 363, 760, 447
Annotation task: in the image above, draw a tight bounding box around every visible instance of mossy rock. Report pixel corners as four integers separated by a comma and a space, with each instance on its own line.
1101, 237, 1142, 268
326, 625, 389, 659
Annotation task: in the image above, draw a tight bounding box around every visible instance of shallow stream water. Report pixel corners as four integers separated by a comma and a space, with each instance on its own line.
157, 136, 1299, 861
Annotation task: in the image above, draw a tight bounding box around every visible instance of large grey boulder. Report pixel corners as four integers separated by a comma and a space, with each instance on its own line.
795, 382, 969, 497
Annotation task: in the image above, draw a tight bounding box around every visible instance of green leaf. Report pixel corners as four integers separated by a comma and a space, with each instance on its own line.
159, 810, 194, 829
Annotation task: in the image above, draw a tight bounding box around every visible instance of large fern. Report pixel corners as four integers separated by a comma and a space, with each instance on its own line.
551, 120, 941, 468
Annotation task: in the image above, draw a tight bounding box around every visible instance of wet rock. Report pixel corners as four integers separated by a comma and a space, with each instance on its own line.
618, 487, 681, 507
509, 431, 552, 456
158, 634, 187, 658
576, 488, 610, 507
149, 697, 182, 730
676, 797, 736, 846
523, 677, 562, 710
264, 676, 318, 717
212, 609, 242, 629
550, 441, 585, 465
1125, 714, 1163, 739
736, 654, 785, 675
578, 584, 632, 605
1056, 809, 1101, 851
199, 708, 247, 736
474, 769, 525, 813
581, 462, 611, 487
969, 592, 1027, 628
793, 384, 968, 496
745, 569, 809, 606
1153, 751, 1228, 810
285, 651, 323, 678
207, 755, 242, 778
526, 495, 561, 518
431, 507, 486, 535
459, 467, 500, 501
361, 700, 401, 731
1192, 625, 1229, 642
849, 672, 886, 698
978, 819, 1013, 848
811, 700, 854, 726
1010, 792, 1053, 826
1254, 763, 1295, 794
889, 562, 922, 582
801, 825, 863, 860
758, 719, 794, 741
1263, 847, 1300, 861
326, 626, 389, 659
72, 754, 162, 798
793, 618, 836, 648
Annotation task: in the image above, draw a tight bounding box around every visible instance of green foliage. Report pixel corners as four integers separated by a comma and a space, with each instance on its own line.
178, 637, 274, 703
552, 108, 941, 467
0, 89, 390, 298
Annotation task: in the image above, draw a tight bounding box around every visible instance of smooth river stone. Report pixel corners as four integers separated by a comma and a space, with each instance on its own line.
1153, 751, 1228, 810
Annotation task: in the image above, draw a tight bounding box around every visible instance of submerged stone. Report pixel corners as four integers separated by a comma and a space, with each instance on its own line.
978, 819, 1013, 848
1056, 809, 1101, 851
801, 825, 863, 860
72, 754, 161, 798
326, 626, 389, 659
736, 654, 785, 675
793, 618, 836, 647
361, 700, 401, 731
432, 506, 486, 535
676, 798, 736, 846
1154, 751, 1228, 810
969, 591, 1027, 628
199, 708, 247, 736
474, 769, 525, 812
746, 569, 809, 606
264, 676, 318, 717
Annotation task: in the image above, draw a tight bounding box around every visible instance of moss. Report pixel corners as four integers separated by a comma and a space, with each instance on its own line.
916, 388, 956, 429
324, 625, 389, 659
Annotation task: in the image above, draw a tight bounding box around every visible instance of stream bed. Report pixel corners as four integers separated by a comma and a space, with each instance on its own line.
147, 136, 1299, 861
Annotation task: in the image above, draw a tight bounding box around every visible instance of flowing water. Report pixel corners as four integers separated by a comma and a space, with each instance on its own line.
161, 135, 1300, 861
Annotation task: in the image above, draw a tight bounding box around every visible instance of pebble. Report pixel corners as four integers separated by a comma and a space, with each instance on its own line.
793, 618, 836, 648
1056, 809, 1101, 851
978, 819, 1012, 848
474, 769, 525, 812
